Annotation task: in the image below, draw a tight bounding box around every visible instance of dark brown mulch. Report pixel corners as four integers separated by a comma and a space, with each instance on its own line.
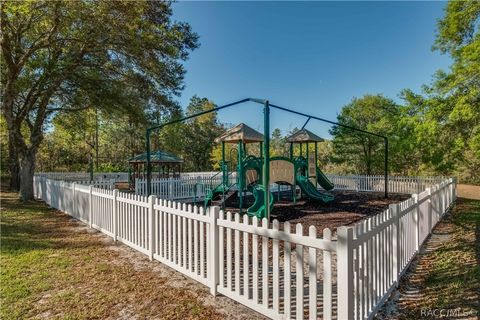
220, 190, 410, 235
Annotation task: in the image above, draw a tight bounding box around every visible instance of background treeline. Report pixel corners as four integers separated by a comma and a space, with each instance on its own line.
1, 1, 479, 201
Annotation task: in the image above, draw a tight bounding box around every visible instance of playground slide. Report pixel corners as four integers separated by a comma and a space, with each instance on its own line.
316, 167, 334, 191
296, 174, 334, 203
247, 184, 274, 219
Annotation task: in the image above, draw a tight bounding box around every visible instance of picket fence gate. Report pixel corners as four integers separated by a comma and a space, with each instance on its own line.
33, 175, 456, 320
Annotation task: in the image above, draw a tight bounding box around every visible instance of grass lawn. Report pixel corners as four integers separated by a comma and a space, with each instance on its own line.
0, 188, 224, 320
377, 197, 480, 319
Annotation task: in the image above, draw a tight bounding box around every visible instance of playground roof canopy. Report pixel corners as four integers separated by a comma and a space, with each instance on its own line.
128, 150, 183, 164
286, 129, 324, 143
215, 123, 264, 144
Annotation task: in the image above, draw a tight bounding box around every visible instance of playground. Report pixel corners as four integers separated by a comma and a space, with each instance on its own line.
140, 98, 393, 226
25, 99, 459, 320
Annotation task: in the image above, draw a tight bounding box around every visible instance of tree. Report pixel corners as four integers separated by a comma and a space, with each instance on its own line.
330, 94, 400, 175
398, 1, 480, 182
1, 1, 198, 199
428, 1, 480, 182
182, 96, 223, 171
271, 128, 287, 156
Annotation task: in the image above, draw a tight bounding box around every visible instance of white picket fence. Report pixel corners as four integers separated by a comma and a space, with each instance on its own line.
136, 174, 446, 200
37, 171, 129, 182
76, 179, 116, 190
136, 174, 238, 200
33, 175, 456, 320
326, 175, 445, 194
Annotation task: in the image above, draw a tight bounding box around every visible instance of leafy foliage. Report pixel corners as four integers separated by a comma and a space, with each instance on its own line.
1, 0, 199, 198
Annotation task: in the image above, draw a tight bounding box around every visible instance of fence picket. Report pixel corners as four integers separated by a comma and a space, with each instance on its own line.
272, 220, 280, 312
323, 228, 332, 320
308, 226, 317, 320
252, 216, 259, 304
296, 223, 304, 320
262, 218, 269, 307
284, 222, 292, 319
243, 215, 250, 298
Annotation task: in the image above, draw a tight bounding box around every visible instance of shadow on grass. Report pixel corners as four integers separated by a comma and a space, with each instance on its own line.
1, 188, 104, 255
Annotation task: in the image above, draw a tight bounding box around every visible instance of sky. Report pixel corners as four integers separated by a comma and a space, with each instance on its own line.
172, 1, 451, 139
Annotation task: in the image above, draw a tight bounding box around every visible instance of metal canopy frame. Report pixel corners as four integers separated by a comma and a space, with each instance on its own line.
145, 98, 389, 219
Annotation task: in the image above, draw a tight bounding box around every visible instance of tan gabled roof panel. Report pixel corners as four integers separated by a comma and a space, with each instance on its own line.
286, 129, 324, 142
215, 123, 264, 143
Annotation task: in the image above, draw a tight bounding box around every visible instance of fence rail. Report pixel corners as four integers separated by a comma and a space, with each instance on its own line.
135, 174, 237, 199
36, 172, 128, 182
33, 175, 455, 320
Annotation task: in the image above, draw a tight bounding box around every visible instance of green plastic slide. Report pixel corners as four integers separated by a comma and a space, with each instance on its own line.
247, 184, 274, 219
316, 167, 334, 191
296, 174, 334, 203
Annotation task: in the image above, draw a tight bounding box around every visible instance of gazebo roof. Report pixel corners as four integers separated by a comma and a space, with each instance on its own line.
128, 151, 183, 164
286, 129, 324, 143
215, 123, 264, 144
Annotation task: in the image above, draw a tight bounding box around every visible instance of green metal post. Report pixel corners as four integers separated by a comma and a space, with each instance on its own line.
300, 143, 303, 157
289, 143, 293, 160
89, 154, 94, 181
315, 142, 318, 186
306, 142, 309, 169
238, 141, 243, 214
146, 129, 151, 196
385, 138, 388, 198
263, 100, 270, 220
222, 141, 226, 185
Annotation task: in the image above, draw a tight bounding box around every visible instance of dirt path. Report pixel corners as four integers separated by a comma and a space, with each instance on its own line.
457, 184, 480, 200
0, 188, 265, 320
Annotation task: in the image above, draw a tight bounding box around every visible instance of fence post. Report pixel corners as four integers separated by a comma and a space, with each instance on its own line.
337, 226, 354, 320
89, 185, 93, 228
426, 188, 432, 231
72, 182, 76, 216
413, 194, 419, 251
148, 195, 156, 261
209, 206, 220, 296
453, 177, 457, 202
113, 189, 118, 241
390, 203, 400, 283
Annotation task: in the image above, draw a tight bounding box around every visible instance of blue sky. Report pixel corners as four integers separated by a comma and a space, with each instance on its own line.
172, 1, 451, 138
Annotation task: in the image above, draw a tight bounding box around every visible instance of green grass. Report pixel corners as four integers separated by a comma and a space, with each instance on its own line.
423, 198, 480, 311
0, 189, 223, 319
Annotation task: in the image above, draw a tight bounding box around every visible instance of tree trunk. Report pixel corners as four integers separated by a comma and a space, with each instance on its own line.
19, 149, 36, 201
8, 137, 20, 190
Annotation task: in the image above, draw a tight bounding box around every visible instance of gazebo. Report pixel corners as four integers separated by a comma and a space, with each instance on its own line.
128, 150, 183, 188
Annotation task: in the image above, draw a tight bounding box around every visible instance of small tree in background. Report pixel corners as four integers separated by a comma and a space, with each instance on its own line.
330, 94, 400, 175
182, 96, 223, 171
